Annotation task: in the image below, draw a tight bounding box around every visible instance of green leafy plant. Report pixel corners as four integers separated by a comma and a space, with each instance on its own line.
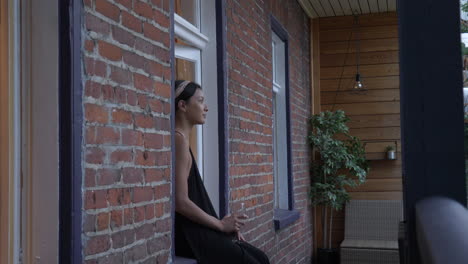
462, 2, 468, 13
461, 4, 468, 33
385, 145, 395, 152
309, 110, 369, 250
461, 43, 468, 56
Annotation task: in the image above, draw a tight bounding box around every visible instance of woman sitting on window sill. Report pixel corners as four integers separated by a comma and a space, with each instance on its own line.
174, 80, 270, 264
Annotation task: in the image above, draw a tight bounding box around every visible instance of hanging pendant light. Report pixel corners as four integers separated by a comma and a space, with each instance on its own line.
352, 15, 366, 93
331, 12, 366, 110
353, 73, 363, 90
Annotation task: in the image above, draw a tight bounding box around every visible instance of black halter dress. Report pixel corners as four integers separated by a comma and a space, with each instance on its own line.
175, 150, 270, 264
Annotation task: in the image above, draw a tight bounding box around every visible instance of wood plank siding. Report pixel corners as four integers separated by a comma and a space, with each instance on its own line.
315, 12, 402, 248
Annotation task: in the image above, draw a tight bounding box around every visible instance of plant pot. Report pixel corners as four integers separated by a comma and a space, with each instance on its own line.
317, 248, 339, 264
387, 151, 396, 160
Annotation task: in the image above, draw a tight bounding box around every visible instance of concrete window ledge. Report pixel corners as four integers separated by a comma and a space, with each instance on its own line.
174, 256, 198, 264
273, 209, 300, 230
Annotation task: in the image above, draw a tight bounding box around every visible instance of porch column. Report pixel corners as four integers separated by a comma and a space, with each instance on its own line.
398, 0, 467, 263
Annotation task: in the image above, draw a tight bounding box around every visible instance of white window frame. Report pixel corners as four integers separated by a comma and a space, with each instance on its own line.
174, 14, 208, 50
272, 31, 289, 210
174, 0, 219, 214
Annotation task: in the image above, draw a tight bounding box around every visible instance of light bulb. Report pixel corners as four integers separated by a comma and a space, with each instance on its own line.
353, 73, 364, 90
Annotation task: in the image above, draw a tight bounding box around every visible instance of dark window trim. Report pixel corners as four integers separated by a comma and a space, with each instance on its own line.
58, 0, 82, 263
271, 14, 299, 230
274, 209, 300, 231
170, 0, 176, 260
216, 0, 229, 219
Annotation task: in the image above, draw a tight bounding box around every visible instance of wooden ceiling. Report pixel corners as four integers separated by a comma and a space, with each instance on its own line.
298, 0, 397, 18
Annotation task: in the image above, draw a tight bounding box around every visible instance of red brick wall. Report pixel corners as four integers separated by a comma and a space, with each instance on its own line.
226, 1, 313, 263
81, 0, 311, 263
82, 0, 172, 262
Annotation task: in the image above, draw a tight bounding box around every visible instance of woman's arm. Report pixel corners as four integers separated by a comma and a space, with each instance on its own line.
174, 133, 244, 233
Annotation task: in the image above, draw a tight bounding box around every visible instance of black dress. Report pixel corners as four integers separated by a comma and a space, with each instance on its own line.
175, 150, 270, 264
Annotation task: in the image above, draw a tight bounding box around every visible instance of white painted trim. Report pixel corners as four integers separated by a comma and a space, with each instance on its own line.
194, 0, 201, 28
174, 13, 209, 50
175, 44, 200, 62
272, 32, 285, 91
273, 82, 281, 94
19, 2, 31, 262
22, 0, 60, 261
199, 0, 219, 215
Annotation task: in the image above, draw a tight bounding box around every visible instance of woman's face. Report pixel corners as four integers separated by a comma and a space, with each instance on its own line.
185, 88, 208, 124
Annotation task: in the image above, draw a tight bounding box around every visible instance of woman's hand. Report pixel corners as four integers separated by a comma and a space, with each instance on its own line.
236, 231, 246, 242
219, 214, 248, 233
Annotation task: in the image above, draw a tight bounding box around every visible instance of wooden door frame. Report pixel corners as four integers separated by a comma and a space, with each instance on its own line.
21, 0, 61, 261
0, 0, 83, 262
1, 0, 21, 263
0, 0, 11, 262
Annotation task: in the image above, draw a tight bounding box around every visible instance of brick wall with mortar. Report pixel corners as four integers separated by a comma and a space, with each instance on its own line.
226, 1, 313, 263
81, 0, 172, 263
80, 0, 312, 263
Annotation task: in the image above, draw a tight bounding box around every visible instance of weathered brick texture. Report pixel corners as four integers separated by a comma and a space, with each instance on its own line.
82, 0, 312, 263
82, 0, 172, 263
226, 1, 312, 263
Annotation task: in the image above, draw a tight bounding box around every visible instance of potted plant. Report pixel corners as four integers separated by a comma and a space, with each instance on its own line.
309, 110, 369, 264
385, 145, 396, 160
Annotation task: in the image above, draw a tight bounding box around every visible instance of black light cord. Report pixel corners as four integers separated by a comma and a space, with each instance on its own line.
355, 15, 360, 76
331, 13, 359, 111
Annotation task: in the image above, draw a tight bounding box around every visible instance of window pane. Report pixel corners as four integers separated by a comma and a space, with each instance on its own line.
272, 41, 276, 83
175, 58, 200, 167
273, 94, 279, 208
175, 0, 199, 28
272, 32, 285, 88
272, 31, 289, 209
274, 88, 289, 210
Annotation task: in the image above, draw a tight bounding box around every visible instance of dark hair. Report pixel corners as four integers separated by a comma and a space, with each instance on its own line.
174, 80, 202, 111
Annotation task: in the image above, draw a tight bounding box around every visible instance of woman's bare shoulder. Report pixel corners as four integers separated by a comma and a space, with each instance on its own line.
175, 132, 188, 150
174, 132, 191, 167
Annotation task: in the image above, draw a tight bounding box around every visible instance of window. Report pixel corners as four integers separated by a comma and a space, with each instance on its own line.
272, 31, 289, 210
174, 0, 220, 214
271, 17, 300, 230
